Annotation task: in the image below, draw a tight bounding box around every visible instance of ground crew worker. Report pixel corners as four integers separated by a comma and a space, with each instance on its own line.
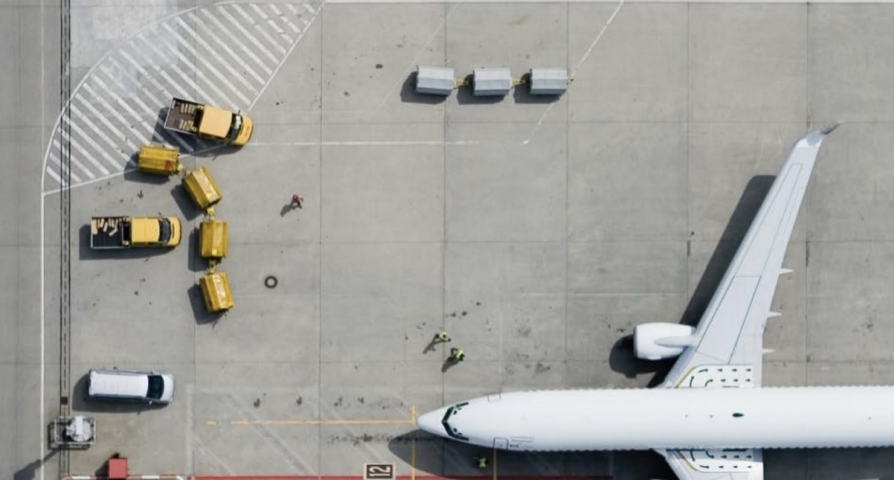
474, 455, 488, 469
435, 331, 451, 343
291, 194, 304, 208
450, 347, 465, 362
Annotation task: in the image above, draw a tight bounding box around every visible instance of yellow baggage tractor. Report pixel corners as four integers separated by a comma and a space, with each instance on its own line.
137, 145, 182, 176
200, 271, 233, 312
182, 167, 222, 212
199, 218, 228, 261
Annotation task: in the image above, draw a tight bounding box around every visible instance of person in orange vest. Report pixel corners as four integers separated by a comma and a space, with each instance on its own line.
291, 194, 304, 209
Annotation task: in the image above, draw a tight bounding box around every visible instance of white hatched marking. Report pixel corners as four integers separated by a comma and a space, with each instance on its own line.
88, 69, 157, 137
48, 144, 85, 183
162, 23, 251, 106
246, 1, 322, 110
201, 8, 273, 76
97, 65, 193, 150
146, 32, 242, 110
73, 91, 140, 151
303, 3, 315, 14
117, 49, 173, 98
180, 14, 263, 89
66, 109, 118, 173
250, 2, 269, 18
230, 4, 287, 56
130, 43, 194, 100
282, 15, 301, 34
139, 36, 230, 110
286, 3, 299, 13
57, 129, 100, 179
263, 3, 297, 40
45, 163, 63, 185
245, 5, 289, 54
219, 6, 280, 66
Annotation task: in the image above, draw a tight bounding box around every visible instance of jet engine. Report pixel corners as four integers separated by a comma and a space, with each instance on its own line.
633, 323, 696, 360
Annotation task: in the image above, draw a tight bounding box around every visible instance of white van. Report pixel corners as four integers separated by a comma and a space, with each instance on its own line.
87, 369, 175, 404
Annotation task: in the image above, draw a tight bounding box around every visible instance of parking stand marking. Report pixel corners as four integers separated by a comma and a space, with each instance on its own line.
43, 2, 322, 192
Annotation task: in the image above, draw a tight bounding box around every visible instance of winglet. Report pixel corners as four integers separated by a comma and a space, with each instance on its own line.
820, 122, 841, 136
804, 122, 841, 146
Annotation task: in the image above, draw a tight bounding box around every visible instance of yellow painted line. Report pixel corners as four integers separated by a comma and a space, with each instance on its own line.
206, 418, 416, 426
492, 448, 498, 480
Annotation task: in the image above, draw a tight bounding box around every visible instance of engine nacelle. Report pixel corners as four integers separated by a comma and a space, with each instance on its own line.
634, 323, 696, 360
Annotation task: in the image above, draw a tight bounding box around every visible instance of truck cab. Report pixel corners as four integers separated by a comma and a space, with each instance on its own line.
90, 216, 182, 249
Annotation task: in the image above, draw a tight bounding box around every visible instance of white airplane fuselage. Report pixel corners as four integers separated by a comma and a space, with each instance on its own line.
416, 387, 894, 451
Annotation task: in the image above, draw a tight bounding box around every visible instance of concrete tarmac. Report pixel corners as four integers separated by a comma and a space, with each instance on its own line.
3, 2, 894, 480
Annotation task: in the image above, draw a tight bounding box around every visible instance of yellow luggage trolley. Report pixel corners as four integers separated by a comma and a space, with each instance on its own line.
199, 271, 233, 313
182, 167, 222, 213
137, 145, 182, 176
199, 218, 228, 262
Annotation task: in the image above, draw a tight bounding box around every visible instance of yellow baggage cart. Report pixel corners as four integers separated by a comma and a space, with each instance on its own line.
137, 145, 182, 176
199, 271, 233, 312
182, 167, 222, 212
199, 218, 228, 261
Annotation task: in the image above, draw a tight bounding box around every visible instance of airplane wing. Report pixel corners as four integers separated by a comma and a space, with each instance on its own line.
661, 124, 839, 389
657, 448, 763, 480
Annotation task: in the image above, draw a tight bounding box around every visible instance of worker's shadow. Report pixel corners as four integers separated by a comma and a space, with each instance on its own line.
280, 202, 303, 217
607, 176, 775, 384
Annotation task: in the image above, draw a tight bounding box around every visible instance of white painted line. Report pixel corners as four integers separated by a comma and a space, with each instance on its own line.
74, 90, 140, 151
102, 58, 194, 150
56, 129, 99, 180
524, 0, 623, 144
47, 149, 84, 184
161, 23, 252, 106
87, 72, 158, 140
246, 140, 480, 146
140, 36, 231, 110
202, 8, 274, 76
117, 49, 173, 98
246, 4, 289, 54
218, 6, 280, 68
185, 13, 266, 86
66, 110, 120, 173
303, 3, 316, 14
261, 4, 297, 43
39, 0, 45, 475
250, 2, 270, 19
131, 43, 195, 99
283, 17, 302, 34
229, 4, 289, 58
248, 1, 323, 110
44, 162, 63, 185
286, 3, 300, 13
324, 0, 885, 3
572, 0, 623, 77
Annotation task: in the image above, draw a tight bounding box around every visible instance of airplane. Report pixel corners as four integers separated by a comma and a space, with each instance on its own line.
414, 123, 890, 480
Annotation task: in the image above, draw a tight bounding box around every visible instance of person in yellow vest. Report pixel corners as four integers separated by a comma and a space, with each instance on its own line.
450, 347, 465, 362
474, 455, 488, 469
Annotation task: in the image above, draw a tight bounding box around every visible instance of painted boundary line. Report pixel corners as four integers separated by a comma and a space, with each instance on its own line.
63, 476, 613, 480
325, 0, 894, 3
195, 476, 613, 480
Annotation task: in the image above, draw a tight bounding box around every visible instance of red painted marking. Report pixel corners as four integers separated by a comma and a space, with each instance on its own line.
195, 476, 612, 480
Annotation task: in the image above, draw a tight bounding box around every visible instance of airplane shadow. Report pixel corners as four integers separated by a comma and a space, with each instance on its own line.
606, 175, 776, 385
